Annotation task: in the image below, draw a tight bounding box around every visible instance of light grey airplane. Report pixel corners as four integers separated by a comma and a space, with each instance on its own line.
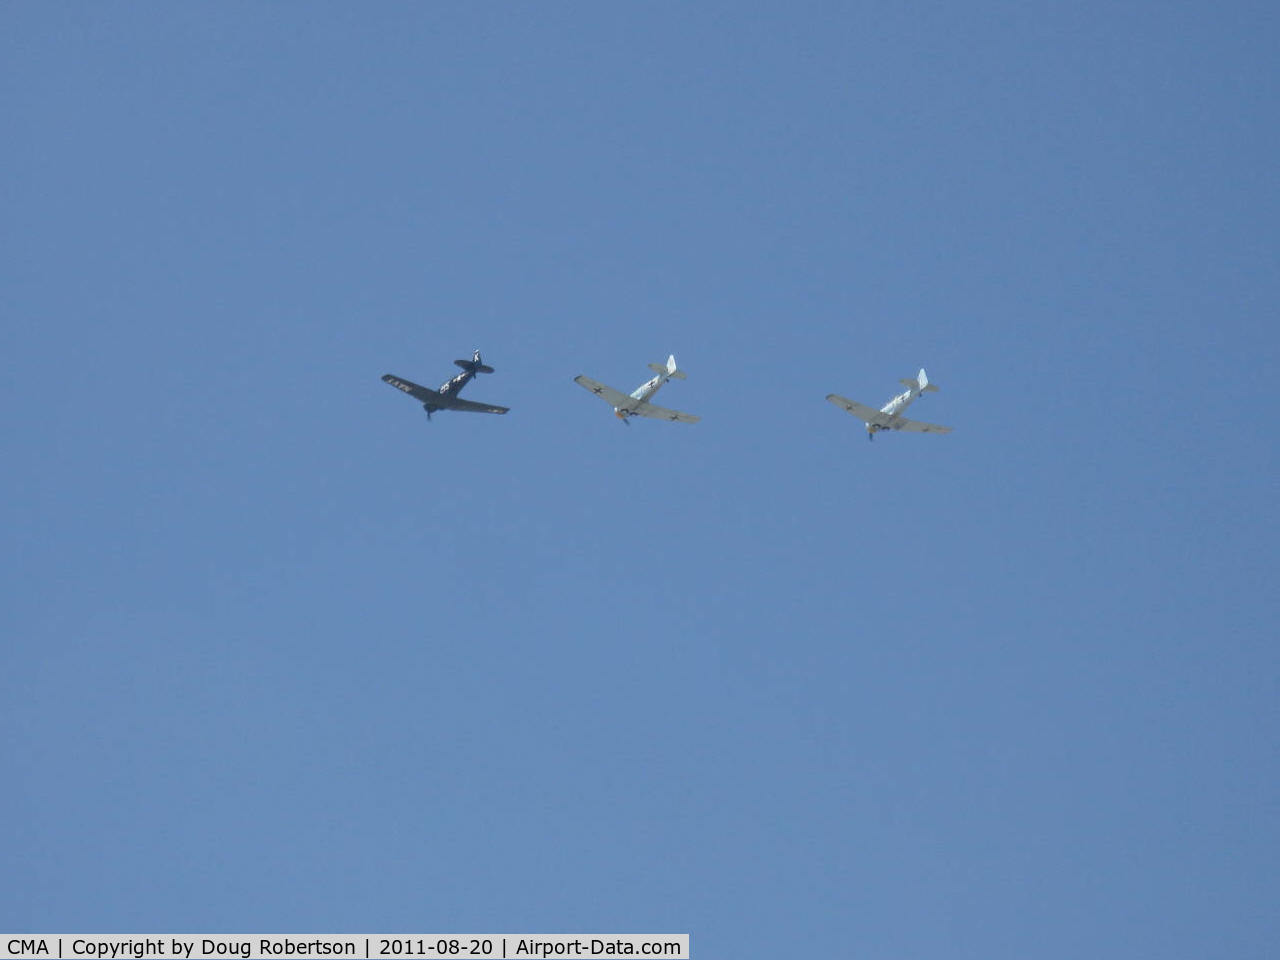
827, 368, 951, 440
382, 350, 509, 420
574, 354, 700, 424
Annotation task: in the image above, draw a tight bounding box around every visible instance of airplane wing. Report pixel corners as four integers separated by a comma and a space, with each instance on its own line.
893, 417, 951, 434
383, 374, 437, 403
441, 396, 509, 415
574, 375, 634, 409
826, 394, 894, 428
630, 401, 700, 424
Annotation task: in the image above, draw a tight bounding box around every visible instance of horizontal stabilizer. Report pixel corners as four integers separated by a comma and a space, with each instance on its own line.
901, 367, 938, 392
899, 378, 938, 392
455, 359, 495, 374
649, 354, 686, 379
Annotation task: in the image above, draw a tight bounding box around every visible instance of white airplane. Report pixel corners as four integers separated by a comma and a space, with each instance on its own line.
574, 354, 700, 424
827, 368, 952, 440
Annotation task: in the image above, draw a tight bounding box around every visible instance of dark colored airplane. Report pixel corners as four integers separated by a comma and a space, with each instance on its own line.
382, 350, 509, 419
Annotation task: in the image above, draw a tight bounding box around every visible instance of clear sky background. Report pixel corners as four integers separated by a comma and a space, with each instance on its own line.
3, 3, 1277, 957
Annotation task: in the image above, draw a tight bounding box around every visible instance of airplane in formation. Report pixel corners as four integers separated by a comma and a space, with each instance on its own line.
826, 368, 952, 440
381, 350, 951, 438
573, 354, 700, 424
382, 350, 509, 419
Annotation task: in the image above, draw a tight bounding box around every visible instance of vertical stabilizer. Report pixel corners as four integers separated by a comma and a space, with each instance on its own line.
648, 354, 687, 379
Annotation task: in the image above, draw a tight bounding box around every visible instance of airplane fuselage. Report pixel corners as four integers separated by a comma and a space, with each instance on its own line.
416, 370, 475, 415
867, 385, 922, 433
616, 373, 670, 418
438, 369, 475, 398
879, 386, 919, 419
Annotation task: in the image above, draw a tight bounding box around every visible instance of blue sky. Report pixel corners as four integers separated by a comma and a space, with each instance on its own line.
3, 3, 1277, 956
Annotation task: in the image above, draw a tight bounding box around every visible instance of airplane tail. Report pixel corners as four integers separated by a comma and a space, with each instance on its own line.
901, 368, 939, 393
455, 352, 495, 375
648, 354, 687, 380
